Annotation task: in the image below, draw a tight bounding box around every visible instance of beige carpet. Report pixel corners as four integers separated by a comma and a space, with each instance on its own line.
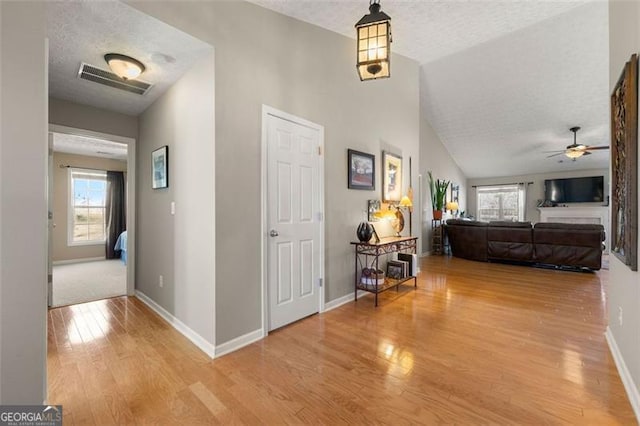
52, 259, 126, 307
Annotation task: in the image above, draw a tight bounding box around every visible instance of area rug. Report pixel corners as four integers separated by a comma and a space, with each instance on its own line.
52, 259, 126, 307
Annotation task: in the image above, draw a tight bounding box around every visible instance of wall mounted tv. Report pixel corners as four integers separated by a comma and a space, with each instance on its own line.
544, 176, 604, 203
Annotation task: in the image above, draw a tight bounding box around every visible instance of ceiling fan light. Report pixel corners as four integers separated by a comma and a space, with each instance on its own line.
565, 150, 584, 159
104, 53, 145, 80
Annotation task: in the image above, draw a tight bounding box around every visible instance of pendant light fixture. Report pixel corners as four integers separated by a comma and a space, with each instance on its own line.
104, 53, 146, 80
355, 0, 392, 81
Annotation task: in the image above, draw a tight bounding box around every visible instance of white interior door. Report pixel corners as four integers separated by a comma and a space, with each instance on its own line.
267, 113, 322, 331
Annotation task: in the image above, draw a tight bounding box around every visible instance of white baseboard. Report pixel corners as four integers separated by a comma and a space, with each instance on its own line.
323, 290, 370, 312
420, 251, 431, 257
214, 328, 264, 358
135, 290, 216, 359
53, 256, 105, 266
605, 327, 640, 421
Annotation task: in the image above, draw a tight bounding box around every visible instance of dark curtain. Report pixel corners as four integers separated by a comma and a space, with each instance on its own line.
105, 171, 126, 259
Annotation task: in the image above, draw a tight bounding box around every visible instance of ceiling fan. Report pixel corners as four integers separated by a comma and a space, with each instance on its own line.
545, 127, 609, 161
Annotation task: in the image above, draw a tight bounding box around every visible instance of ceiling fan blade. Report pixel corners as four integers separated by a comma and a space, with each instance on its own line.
546, 152, 566, 158
585, 146, 610, 151
582, 151, 592, 156
542, 150, 566, 153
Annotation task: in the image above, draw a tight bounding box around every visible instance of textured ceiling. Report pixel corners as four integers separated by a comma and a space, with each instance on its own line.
420, 1, 609, 178
53, 133, 128, 161
47, 1, 213, 116
249, 0, 608, 178
248, 0, 587, 65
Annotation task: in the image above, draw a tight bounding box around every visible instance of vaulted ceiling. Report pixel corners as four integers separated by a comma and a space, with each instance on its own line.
250, 0, 609, 178
47, 0, 609, 178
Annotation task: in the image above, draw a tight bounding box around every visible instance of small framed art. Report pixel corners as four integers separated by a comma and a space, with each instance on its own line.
382, 151, 402, 202
152, 146, 169, 189
348, 149, 375, 190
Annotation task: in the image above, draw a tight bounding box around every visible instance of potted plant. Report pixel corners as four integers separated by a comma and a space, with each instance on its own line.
428, 171, 450, 220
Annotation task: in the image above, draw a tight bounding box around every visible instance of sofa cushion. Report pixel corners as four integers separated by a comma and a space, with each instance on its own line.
488, 221, 533, 228
446, 219, 488, 227
487, 222, 533, 262
533, 223, 605, 247
533, 223, 604, 269
534, 222, 604, 232
445, 221, 488, 262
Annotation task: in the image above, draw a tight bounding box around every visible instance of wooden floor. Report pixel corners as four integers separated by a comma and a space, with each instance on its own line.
47, 256, 637, 424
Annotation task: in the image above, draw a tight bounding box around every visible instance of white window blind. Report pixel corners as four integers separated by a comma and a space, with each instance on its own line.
68, 168, 107, 245
476, 184, 524, 222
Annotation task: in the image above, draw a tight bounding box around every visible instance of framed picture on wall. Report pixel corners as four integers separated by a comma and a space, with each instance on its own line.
450, 184, 460, 203
348, 149, 375, 190
382, 151, 402, 202
611, 54, 638, 271
152, 146, 169, 189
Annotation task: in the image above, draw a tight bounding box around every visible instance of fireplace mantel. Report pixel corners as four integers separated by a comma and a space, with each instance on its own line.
538, 206, 609, 253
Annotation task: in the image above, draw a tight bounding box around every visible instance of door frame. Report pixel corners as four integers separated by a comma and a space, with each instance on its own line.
260, 105, 325, 336
48, 124, 137, 298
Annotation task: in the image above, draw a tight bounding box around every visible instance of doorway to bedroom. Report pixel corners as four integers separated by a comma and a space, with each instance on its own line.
49, 126, 136, 307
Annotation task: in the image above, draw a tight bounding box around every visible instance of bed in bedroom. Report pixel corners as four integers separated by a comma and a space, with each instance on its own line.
114, 230, 127, 265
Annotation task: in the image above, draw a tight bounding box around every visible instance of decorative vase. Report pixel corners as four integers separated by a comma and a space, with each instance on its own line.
433, 210, 443, 220
356, 222, 373, 242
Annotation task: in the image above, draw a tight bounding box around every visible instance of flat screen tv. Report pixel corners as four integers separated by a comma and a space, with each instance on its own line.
544, 176, 604, 203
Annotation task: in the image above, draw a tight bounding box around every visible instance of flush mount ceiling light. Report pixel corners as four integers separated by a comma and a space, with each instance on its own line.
355, 0, 392, 81
104, 53, 146, 80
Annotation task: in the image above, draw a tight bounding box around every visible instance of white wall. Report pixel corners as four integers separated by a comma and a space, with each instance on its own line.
137, 53, 216, 349
128, 1, 421, 345
607, 0, 640, 418
419, 100, 467, 254
467, 168, 609, 223
0, 1, 47, 403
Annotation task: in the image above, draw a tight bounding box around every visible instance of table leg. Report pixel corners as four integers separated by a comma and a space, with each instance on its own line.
354, 250, 358, 302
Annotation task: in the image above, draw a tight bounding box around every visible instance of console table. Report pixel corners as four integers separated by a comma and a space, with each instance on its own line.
351, 236, 418, 307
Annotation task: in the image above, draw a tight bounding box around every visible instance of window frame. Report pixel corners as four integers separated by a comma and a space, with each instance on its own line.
476, 184, 524, 222
67, 167, 108, 247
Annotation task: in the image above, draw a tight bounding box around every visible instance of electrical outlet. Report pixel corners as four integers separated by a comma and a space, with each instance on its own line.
618, 306, 623, 326
159, 275, 164, 288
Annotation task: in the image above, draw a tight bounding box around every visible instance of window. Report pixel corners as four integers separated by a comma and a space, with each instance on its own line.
476, 184, 524, 222
68, 168, 107, 245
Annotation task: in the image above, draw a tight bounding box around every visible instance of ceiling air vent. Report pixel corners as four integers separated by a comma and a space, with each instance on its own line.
77, 63, 153, 95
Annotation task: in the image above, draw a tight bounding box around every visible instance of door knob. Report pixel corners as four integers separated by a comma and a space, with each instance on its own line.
270, 230, 279, 237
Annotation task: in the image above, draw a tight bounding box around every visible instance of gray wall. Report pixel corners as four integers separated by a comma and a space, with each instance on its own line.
419, 97, 467, 254
49, 97, 138, 139
128, 0, 420, 344
137, 54, 216, 347
467, 168, 609, 223
0, 1, 47, 403
608, 0, 640, 413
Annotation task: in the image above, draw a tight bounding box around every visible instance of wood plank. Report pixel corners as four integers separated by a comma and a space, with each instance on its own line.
47, 256, 636, 424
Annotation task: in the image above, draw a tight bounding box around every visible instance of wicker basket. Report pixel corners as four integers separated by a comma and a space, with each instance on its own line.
360, 268, 385, 286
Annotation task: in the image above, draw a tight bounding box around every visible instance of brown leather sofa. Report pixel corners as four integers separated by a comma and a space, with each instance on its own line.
445, 219, 604, 270
444, 220, 488, 262
487, 221, 534, 263
533, 223, 604, 270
